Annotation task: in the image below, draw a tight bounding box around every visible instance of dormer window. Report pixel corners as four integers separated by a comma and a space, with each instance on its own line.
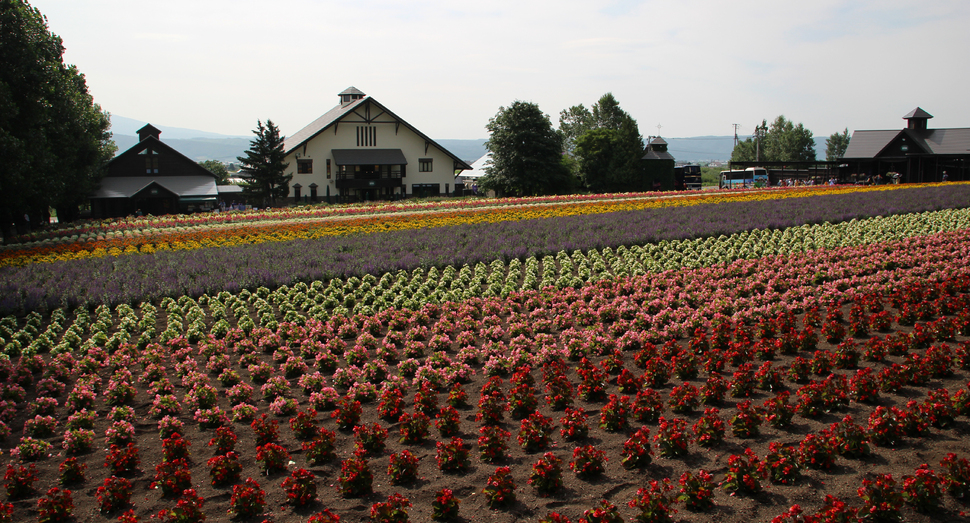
139, 149, 159, 173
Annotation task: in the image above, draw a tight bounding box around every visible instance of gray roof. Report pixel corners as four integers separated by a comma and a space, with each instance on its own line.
339, 86, 365, 96
332, 149, 408, 165
642, 150, 675, 161
904, 107, 933, 119
283, 97, 368, 153
650, 137, 668, 145
842, 130, 899, 158
282, 95, 473, 171
843, 128, 970, 159
92, 176, 219, 198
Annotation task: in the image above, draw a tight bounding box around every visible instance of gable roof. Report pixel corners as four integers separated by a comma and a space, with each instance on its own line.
106, 133, 218, 180
92, 176, 218, 198
843, 128, 970, 159
283, 95, 473, 170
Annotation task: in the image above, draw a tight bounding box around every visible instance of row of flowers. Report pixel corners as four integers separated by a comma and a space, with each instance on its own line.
4, 189, 970, 317
0, 182, 946, 272
4, 182, 902, 257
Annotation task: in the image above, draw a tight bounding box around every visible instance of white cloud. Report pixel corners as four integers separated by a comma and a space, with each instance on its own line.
29, 0, 970, 140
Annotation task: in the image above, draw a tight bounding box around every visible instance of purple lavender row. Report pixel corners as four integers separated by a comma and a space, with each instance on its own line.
1, 184, 969, 315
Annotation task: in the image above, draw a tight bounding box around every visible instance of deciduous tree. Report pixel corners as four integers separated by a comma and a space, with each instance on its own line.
199, 160, 230, 185
825, 128, 850, 161
481, 101, 572, 197
237, 120, 290, 207
731, 116, 815, 163
568, 93, 645, 193
0, 0, 114, 239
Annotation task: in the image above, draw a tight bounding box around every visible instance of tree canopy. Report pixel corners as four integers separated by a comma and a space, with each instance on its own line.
199, 159, 230, 185
0, 0, 114, 238
562, 93, 645, 192
237, 120, 290, 207
480, 101, 572, 197
731, 116, 816, 163
825, 128, 851, 161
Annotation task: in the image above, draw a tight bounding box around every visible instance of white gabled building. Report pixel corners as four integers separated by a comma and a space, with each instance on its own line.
283, 87, 473, 203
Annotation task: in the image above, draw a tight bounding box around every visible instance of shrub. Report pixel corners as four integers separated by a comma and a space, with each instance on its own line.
720, 448, 767, 495
432, 488, 460, 520
387, 450, 419, 485
529, 452, 564, 496
207, 452, 242, 487
282, 468, 317, 506
250, 413, 280, 446
208, 426, 237, 455
677, 470, 715, 512
4, 463, 38, 499
304, 428, 338, 465
482, 466, 516, 508
151, 458, 192, 497
58, 457, 86, 485
827, 415, 871, 459
435, 405, 461, 437
902, 464, 945, 513
627, 479, 676, 523
691, 407, 725, 447
370, 493, 411, 523
621, 427, 653, 469
398, 411, 431, 444
764, 442, 801, 485
162, 432, 191, 462
654, 417, 689, 458
229, 477, 266, 519
570, 445, 607, 478
857, 474, 903, 522
37, 487, 74, 523
338, 457, 373, 497
105, 443, 140, 475
256, 443, 290, 475
436, 437, 470, 472
289, 408, 319, 441
478, 425, 511, 463
559, 407, 589, 441
354, 423, 388, 457
940, 452, 970, 499
580, 499, 623, 523
96, 475, 133, 513
156, 489, 206, 523
632, 388, 665, 423
517, 411, 555, 452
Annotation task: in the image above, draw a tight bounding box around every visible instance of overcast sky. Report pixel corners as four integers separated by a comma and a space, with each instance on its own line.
31, 0, 970, 141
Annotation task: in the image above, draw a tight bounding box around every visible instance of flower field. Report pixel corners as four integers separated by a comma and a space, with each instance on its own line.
2, 183, 970, 522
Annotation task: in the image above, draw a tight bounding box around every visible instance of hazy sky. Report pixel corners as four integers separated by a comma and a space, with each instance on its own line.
31, 0, 970, 140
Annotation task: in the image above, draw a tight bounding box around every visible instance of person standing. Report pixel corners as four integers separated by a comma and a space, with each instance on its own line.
942, 171, 949, 182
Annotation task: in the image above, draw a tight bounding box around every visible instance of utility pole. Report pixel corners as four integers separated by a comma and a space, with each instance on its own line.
732, 124, 740, 147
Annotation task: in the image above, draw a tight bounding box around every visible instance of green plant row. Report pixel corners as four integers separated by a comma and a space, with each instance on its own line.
3, 207, 970, 358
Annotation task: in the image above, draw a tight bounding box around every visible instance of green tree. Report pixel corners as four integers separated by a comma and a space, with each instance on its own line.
558, 104, 594, 154
568, 93, 645, 193
730, 116, 815, 163
825, 128, 850, 161
199, 159, 229, 185
237, 120, 290, 207
0, 0, 114, 238
480, 101, 572, 197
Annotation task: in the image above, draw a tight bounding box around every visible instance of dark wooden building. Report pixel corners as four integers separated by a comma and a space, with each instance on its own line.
91, 125, 222, 218
841, 108, 970, 183
641, 137, 675, 190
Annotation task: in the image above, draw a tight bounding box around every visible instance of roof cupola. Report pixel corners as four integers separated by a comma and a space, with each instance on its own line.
339, 86, 365, 106
903, 107, 933, 131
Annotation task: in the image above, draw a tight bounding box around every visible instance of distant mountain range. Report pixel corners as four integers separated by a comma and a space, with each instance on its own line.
109, 115, 824, 164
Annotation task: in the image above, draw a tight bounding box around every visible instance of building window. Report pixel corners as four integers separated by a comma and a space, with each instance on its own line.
419, 158, 433, 172
357, 126, 377, 146
145, 156, 159, 174
297, 159, 313, 174
326, 159, 331, 179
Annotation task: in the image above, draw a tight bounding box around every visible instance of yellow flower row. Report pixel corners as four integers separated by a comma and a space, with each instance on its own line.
1, 183, 924, 267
